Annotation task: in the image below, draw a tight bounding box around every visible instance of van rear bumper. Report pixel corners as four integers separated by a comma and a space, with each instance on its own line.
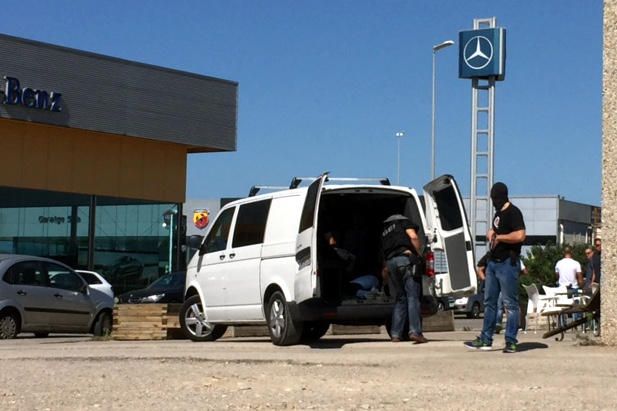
292, 298, 392, 324
292, 296, 439, 323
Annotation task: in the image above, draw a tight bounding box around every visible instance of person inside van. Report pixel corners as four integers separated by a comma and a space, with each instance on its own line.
381, 214, 428, 344
319, 231, 356, 302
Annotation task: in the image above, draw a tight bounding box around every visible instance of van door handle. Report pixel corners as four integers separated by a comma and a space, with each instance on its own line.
16, 290, 27, 296
219, 255, 225, 260
229, 253, 236, 259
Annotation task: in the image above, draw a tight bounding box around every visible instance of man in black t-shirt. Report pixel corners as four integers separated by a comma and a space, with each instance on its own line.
381, 214, 427, 344
465, 182, 526, 353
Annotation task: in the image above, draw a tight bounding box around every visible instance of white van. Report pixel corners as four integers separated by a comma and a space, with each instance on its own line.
180, 174, 477, 345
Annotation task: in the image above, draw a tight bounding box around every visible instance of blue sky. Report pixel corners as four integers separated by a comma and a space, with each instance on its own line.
3, 1, 603, 204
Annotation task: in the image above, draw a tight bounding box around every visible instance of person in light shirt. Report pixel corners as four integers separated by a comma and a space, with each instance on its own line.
555, 247, 583, 289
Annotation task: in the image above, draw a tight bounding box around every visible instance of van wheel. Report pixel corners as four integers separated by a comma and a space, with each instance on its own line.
93, 311, 113, 336
301, 321, 330, 342
266, 291, 301, 346
0, 312, 18, 339
180, 295, 227, 342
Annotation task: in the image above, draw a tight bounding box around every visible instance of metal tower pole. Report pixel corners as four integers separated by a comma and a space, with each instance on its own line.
470, 17, 496, 258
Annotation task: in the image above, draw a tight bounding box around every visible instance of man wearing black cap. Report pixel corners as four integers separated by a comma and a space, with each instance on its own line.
465, 182, 526, 353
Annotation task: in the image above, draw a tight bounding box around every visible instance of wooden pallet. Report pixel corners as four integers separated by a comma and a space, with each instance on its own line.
112, 304, 182, 340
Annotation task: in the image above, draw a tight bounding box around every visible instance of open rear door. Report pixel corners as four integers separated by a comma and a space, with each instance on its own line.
423, 175, 477, 296
294, 174, 328, 303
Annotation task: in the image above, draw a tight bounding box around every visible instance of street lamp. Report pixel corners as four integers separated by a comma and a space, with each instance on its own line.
431, 39, 455, 180
395, 131, 405, 184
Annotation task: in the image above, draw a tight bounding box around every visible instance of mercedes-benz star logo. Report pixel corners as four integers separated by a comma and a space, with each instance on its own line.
463, 36, 493, 70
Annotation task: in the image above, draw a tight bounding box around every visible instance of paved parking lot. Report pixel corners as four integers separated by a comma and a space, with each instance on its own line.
1, 328, 615, 410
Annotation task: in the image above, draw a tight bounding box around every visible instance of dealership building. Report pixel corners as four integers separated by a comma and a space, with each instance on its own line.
0, 34, 237, 293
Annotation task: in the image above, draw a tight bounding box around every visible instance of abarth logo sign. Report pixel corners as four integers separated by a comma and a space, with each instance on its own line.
0, 76, 62, 112
463, 36, 493, 70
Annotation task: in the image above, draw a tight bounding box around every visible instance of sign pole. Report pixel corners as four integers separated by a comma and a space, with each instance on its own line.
459, 17, 505, 258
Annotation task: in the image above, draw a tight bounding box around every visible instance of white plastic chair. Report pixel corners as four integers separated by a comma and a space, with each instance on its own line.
523, 284, 557, 333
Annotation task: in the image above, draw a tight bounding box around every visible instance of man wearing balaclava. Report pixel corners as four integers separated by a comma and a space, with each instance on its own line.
465, 182, 526, 353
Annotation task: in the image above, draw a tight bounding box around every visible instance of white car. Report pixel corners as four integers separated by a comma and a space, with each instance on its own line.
76, 270, 114, 300
181, 174, 477, 346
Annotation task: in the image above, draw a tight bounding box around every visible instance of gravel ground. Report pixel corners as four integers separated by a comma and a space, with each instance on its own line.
1, 331, 616, 410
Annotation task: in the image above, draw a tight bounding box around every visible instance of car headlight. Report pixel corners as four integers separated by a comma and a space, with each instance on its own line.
141, 293, 165, 303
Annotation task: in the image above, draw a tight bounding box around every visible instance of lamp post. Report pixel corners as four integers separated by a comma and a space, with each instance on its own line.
431, 39, 455, 180
395, 131, 405, 184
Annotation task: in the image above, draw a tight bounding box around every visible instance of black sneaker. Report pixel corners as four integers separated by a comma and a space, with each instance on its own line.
494, 324, 503, 334
503, 342, 518, 353
464, 337, 492, 350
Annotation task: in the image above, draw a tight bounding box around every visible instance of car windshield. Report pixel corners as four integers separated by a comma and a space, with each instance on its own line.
148, 272, 185, 289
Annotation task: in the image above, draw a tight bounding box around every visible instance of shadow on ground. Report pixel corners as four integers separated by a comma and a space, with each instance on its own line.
517, 342, 549, 352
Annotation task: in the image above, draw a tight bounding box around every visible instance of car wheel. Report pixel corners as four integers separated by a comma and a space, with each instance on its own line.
471, 303, 481, 319
0, 312, 18, 339
266, 291, 301, 346
180, 295, 227, 342
93, 311, 113, 337
34, 332, 49, 338
437, 301, 446, 312
301, 321, 330, 342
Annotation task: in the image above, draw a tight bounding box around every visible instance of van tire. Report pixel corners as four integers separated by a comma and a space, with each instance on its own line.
301, 321, 330, 342
266, 291, 301, 346
180, 295, 227, 342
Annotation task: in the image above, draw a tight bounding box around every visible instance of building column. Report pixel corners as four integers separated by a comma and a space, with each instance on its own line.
603, 0, 617, 345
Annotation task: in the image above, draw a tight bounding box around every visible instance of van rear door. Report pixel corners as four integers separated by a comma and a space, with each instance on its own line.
294, 174, 328, 303
423, 175, 477, 296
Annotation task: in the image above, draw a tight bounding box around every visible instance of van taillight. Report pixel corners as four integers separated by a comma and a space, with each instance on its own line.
425, 251, 435, 277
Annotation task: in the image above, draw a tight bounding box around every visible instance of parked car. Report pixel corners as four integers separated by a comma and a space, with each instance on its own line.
453, 281, 485, 318
76, 270, 114, 300
180, 174, 478, 346
0, 254, 114, 339
116, 271, 186, 304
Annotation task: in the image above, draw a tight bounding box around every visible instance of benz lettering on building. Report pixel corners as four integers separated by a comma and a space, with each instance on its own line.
1, 76, 62, 112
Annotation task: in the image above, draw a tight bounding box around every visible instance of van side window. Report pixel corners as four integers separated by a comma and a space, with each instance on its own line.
299, 180, 320, 232
432, 186, 463, 231
204, 207, 235, 253
232, 199, 272, 248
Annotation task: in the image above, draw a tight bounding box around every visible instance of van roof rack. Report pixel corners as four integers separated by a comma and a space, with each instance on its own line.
289, 176, 390, 189
248, 185, 288, 197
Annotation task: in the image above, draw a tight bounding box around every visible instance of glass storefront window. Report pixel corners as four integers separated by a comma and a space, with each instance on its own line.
94, 199, 178, 295
0, 186, 180, 295
0, 187, 90, 268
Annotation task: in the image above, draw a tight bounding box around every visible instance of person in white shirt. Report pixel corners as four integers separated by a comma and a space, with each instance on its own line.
555, 247, 583, 288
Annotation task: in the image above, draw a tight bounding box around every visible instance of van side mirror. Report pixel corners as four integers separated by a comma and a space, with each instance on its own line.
187, 235, 204, 250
